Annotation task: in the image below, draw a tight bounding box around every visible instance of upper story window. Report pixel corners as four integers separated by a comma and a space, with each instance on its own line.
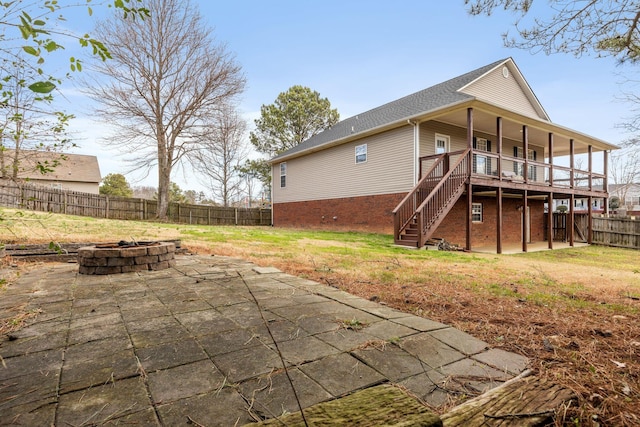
355, 144, 367, 164
280, 162, 287, 188
435, 134, 450, 154
475, 137, 488, 152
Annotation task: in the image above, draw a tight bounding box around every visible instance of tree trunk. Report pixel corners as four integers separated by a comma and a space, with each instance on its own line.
157, 133, 171, 220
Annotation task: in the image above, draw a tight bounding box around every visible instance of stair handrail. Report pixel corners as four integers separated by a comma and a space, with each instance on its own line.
415, 148, 471, 246
392, 153, 447, 240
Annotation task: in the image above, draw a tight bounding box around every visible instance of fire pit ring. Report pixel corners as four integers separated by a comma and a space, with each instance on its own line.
77, 241, 176, 275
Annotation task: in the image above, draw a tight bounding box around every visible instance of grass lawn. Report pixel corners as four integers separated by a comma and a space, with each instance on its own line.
2, 208, 639, 425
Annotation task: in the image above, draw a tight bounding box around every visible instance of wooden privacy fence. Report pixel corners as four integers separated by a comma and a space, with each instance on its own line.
0, 180, 271, 226
592, 215, 640, 250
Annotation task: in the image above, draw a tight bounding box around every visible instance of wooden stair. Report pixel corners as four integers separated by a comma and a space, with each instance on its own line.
394, 149, 470, 248
397, 219, 420, 246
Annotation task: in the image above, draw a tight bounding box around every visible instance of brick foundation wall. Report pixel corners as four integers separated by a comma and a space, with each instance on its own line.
273, 194, 546, 247
273, 193, 406, 234
431, 197, 545, 247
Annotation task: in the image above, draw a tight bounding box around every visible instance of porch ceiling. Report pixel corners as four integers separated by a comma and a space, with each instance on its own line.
425, 101, 618, 156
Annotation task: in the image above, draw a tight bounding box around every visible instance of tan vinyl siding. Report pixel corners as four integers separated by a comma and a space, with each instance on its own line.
27, 180, 100, 194
419, 121, 469, 156
460, 65, 544, 120
273, 125, 414, 203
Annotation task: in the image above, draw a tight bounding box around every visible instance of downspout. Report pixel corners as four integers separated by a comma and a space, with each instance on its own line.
408, 120, 419, 185
270, 163, 274, 226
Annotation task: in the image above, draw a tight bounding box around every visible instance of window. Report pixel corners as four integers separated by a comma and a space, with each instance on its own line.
475, 137, 488, 152
475, 156, 487, 175
472, 203, 483, 222
473, 137, 491, 175
435, 134, 450, 154
355, 144, 367, 164
513, 147, 537, 179
280, 162, 286, 188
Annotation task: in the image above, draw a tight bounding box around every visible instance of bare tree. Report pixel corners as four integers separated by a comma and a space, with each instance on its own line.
465, 1, 640, 64
86, 0, 245, 219
193, 104, 249, 207
610, 147, 640, 207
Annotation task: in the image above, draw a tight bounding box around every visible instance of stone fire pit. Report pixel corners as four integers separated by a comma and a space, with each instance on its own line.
77, 241, 176, 275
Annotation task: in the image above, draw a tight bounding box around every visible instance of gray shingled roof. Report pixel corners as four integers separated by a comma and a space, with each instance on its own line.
3, 150, 102, 183
272, 58, 508, 161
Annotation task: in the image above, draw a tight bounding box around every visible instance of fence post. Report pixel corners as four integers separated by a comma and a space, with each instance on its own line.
208, 206, 211, 225
235, 208, 238, 225
105, 196, 109, 218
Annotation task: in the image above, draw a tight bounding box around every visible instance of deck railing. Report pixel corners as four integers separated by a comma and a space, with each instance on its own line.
392, 152, 447, 240
470, 150, 608, 192
415, 148, 471, 246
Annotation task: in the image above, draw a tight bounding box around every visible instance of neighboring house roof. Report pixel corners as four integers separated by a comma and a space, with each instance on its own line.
2, 150, 101, 183
271, 57, 614, 163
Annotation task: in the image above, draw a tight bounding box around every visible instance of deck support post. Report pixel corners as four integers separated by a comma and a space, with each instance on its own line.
496, 188, 503, 254
522, 126, 529, 183
466, 107, 473, 252
569, 139, 575, 189
522, 190, 528, 252
548, 192, 554, 249
466, 184, 472, 251
497, 117, 503, 181
588, 145, 593, 191
569, 194, 575, 247
548, 133, 554, 186
496, 116, 503, 254
588, 196, 593, 244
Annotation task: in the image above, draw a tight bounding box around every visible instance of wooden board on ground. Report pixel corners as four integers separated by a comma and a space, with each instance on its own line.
441, 371, 577, 426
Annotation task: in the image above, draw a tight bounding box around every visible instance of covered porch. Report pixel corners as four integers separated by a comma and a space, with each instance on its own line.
395, 102, 616, 253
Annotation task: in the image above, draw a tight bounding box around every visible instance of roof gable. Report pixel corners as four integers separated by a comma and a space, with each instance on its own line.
458, 59, 549, 121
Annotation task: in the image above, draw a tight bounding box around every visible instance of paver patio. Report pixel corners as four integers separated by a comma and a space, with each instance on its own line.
0, 255, 528, 425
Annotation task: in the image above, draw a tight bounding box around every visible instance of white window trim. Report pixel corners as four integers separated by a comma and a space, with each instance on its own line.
471, 202, 483, 223
475, 137, 488, 152
279, 162, 287, 188
355, 144, 367, 164
435, 133, 450, 154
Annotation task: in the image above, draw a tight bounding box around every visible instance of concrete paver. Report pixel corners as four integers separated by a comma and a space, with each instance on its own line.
0, 255, 529, 425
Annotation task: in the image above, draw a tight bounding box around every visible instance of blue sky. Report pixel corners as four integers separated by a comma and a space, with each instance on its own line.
59, 1, 633, 193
